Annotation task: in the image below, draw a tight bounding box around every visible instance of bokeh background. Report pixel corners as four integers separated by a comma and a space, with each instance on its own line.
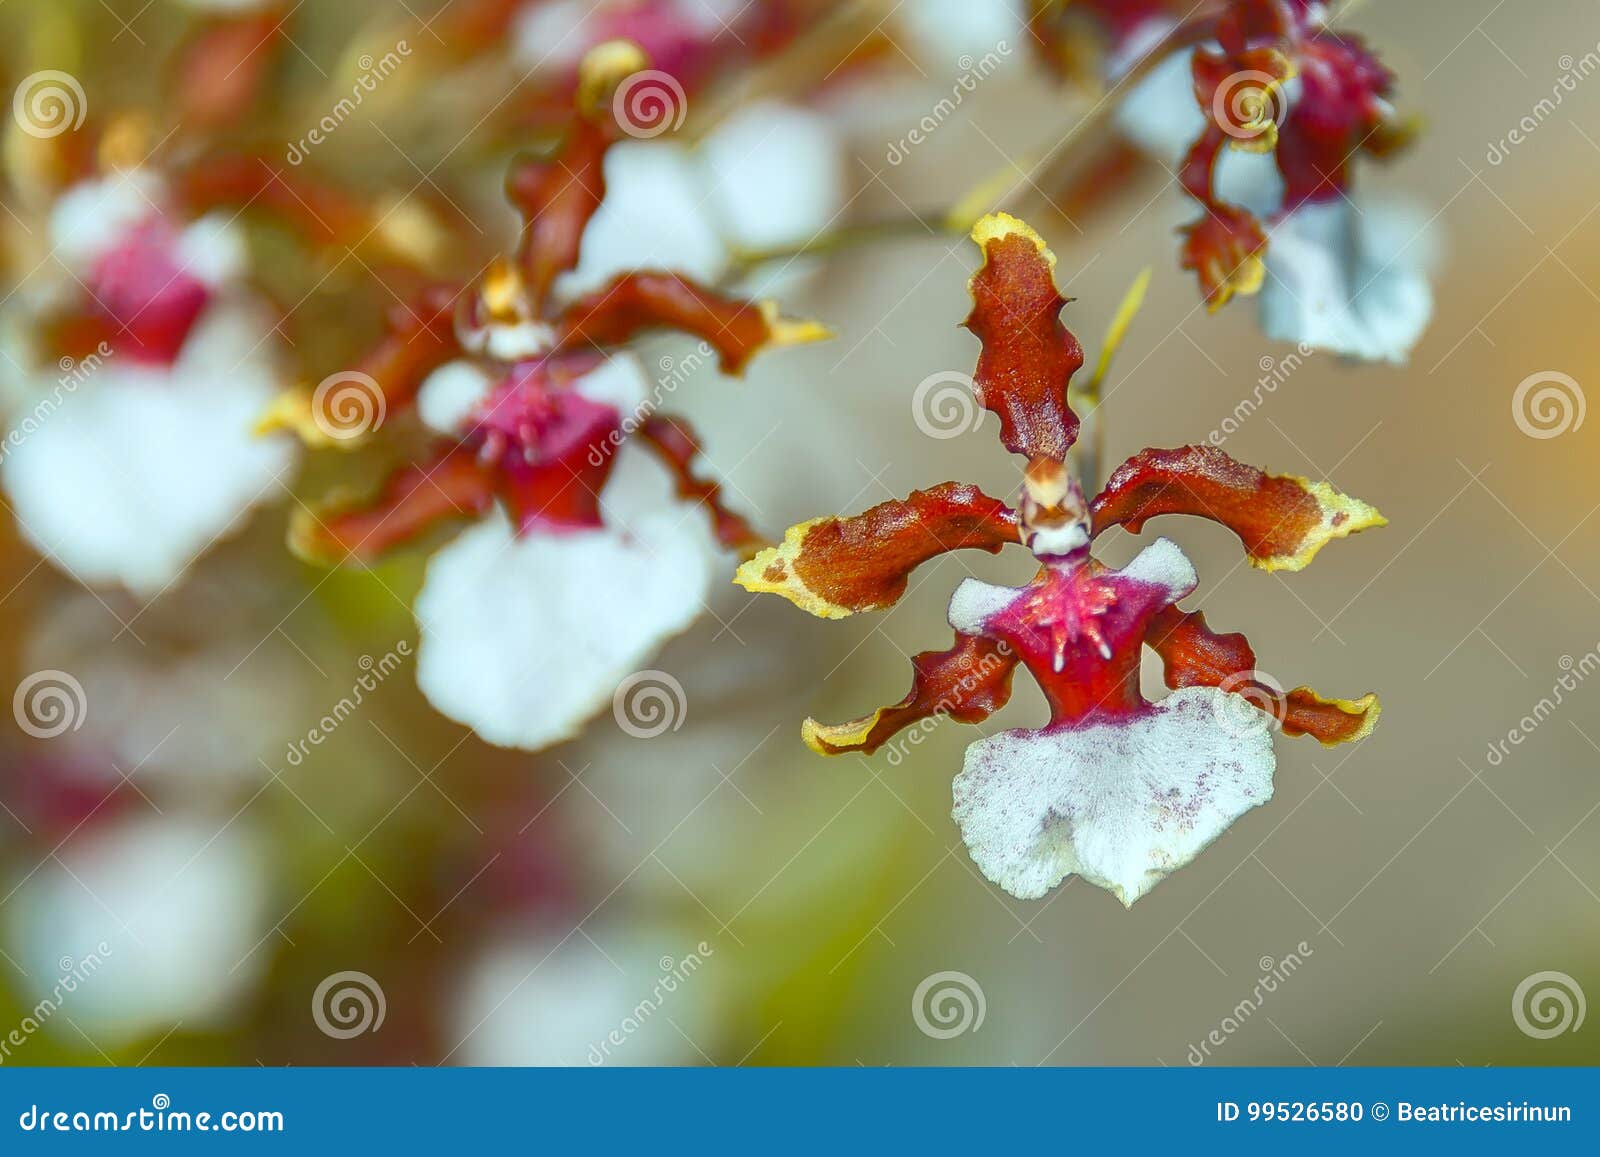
1, 0, 1598, 1066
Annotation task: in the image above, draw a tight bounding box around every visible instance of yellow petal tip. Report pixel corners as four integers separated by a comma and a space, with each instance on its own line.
760, 301, 833, 349
969, 211, 1056, 269
733, 520, 853, 619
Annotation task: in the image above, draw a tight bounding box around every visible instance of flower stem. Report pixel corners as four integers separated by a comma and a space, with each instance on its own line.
728, 212, 961, 268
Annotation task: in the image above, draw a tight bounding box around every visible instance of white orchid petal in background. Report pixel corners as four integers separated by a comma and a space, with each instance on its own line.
1262, 197, 1437, 365
5, 813, 269, 1048
1, 300, 298, 596
415, 443, 716, 751
452, 921, 721, 1065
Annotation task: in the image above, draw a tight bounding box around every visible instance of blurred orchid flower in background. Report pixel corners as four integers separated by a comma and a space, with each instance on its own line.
1103, 0, 1435, 361
279, 43, 831, 751
0, 125, 298, 595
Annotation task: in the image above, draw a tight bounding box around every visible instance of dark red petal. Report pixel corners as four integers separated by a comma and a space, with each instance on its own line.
803, 633, 1018, 756
260, 284, 462, 445
1179, 120, 1228, 205
636, 414, 766, 557
169, 9, 285, 135
963, 212, 1083, 460
1145, 605, 1380, 746
289, 446, 496, 565
552, 272, 827, 374
734, 483, 1018, 618
174, 153, 372, 248
506, 117, 610, 315
1092, 444, 1385, 572
1179, 202, 1268, 310
357, 286, 465, 411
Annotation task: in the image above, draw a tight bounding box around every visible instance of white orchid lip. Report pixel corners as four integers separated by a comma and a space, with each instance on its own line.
413, 444, 716, 751
1, 299, 299, 595
953, 686, 1277, 905
941, 536, 1275, 905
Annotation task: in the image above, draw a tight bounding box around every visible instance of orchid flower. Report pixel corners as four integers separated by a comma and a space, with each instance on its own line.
1108, 0, 1432, 362
736, 212, 1383, 905
281, 43, 829, 751
0, 120, 299, 596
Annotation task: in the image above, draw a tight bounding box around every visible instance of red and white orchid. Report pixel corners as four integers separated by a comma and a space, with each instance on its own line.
737, 211, 1384, 905
283, 44, 829, 751
1034, 0, 1432, 362
0, 126, 299, 596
